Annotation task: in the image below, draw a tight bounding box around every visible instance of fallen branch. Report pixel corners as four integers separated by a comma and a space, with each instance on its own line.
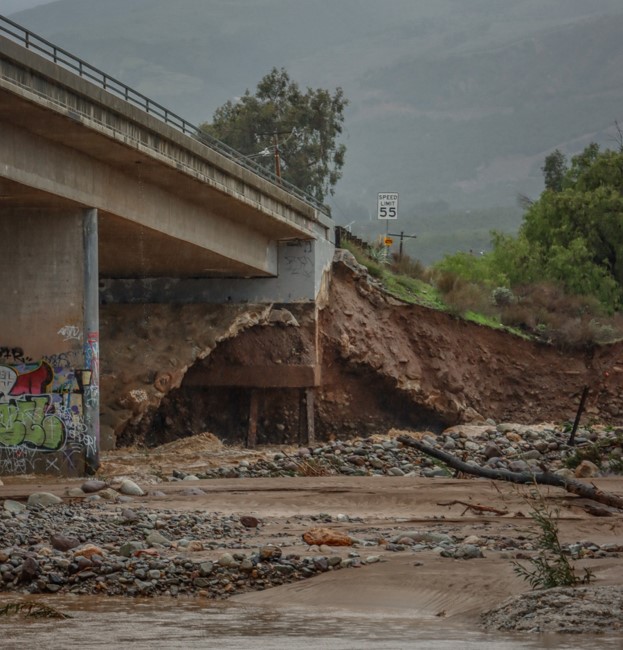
436, 500, 508, 516
397, 434, 623, 511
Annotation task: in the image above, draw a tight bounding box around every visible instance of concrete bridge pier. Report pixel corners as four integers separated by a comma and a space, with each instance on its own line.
0, 207, 100, 476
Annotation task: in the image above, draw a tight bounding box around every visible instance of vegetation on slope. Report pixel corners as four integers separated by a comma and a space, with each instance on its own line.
344, 144, 623, 348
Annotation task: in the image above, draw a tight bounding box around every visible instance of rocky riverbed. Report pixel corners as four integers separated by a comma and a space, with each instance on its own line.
1, 423, 623, 636
159, 422, 621, 482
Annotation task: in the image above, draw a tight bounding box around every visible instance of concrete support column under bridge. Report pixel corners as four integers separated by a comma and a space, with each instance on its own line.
83, 208, 100, 474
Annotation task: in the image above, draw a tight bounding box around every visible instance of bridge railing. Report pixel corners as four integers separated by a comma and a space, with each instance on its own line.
0, 14, 327, 213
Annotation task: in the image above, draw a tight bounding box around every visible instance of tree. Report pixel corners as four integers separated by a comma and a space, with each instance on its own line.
499, 143, 623, 310
541, 149, 567, 192
200, 67, 348, 204
441, 143, 623, 312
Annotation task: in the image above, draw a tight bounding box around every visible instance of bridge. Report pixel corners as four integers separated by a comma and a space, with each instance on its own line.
0, 16, 335, 476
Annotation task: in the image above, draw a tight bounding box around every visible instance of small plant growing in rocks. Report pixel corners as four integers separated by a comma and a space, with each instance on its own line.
512, 491, 593, 590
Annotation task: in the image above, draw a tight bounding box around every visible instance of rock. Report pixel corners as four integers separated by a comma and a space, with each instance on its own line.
19, 556, 39, 581
268, 308, 299, 327
218, 553, 236, 567
51, 533, 80, 552
507, 460, 530, 473
98, 488, 120, 501
81, 480, 107, 493
302, 527, 353, 547
456, 544, 484, 559
118, 479, 145, 496
462, 407, 486, 424
394, 531, 454, 545
199, 562, 214, 576
575, 460, 600, 478
3, 499, 26, 515
180, 488, 206, 496
120, 508, 139, 523
145, 530, 171, 547
119, 541, 145, 557
27, 492, 62, 507
67, 487, 88, 499
240, 516, 260, 528
483, 443, 503, 460
259, 545, 283, 560
186, 540, 204, 552
73, 544, 105, 559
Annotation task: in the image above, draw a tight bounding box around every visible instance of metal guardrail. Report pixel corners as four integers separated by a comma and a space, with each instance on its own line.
0, 14, 326, 213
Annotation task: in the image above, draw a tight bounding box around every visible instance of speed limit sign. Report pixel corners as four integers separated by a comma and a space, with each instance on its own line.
377, 192, 398, 220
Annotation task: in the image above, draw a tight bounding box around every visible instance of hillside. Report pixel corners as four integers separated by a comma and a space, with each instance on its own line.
8, 0, 623, 260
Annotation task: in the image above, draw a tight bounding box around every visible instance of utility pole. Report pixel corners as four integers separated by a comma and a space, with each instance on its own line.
257, 128, 292, 182
387, 231, 417, 260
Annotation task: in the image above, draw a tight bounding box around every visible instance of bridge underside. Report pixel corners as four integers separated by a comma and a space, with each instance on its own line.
0, 177, 267, 278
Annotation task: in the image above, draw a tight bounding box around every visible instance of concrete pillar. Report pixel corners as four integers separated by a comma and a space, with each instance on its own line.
83, 208, 100, 474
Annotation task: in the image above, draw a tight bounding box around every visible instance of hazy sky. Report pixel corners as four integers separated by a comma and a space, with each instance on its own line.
1, 0, 54, 15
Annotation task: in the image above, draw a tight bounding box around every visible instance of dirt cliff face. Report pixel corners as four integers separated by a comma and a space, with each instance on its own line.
102, 253, 623, 448
320, 254, 623, 427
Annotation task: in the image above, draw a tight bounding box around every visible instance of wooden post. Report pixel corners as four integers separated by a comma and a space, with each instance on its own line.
568, 385, 590, 446
305, 387, 315, 446
247, 389, 259, 448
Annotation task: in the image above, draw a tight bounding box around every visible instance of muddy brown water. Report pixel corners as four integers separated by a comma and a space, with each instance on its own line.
2, 596, 622, 650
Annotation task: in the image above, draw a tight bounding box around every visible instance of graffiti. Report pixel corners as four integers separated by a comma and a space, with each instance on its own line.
57, 325, 83, 341
283, 240, 314, 279
45, 456, 60, 473
85, 331, 100, 386
0, 361, 55, 400
0, 395, 65, 450
0, 447, 35, 475
0, 346, 30, 363
44, 351, 79, 371
84, 384, 99, 409
0, 344, 99, 474
284, 254, 313, 278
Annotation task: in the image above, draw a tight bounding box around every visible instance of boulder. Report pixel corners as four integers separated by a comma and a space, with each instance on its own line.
302, 527, 353, 547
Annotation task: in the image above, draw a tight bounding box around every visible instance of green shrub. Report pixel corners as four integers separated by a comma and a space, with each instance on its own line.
512, 493, 593, 590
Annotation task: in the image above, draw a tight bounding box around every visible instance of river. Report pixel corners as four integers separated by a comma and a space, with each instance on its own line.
2, 596, 622, 650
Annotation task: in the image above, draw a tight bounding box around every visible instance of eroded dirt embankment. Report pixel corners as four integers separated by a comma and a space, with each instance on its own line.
101, 253, 623, 448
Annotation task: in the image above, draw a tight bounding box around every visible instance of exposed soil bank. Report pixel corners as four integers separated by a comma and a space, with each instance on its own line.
102, 253, 623, 448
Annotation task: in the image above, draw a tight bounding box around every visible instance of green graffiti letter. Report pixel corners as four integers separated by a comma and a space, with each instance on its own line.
0, 397, 65, 451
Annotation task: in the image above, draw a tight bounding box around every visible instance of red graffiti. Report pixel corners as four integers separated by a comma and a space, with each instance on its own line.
10, 362, 54, 396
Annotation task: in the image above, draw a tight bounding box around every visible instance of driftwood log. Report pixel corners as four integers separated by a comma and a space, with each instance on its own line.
396, 434, 623, 511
